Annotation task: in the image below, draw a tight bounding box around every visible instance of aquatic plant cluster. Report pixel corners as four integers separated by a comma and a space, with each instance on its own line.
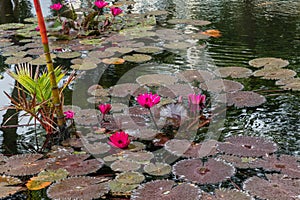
0, 1, 299, 200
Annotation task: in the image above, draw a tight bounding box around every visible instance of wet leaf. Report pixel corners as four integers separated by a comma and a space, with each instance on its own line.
102, 57, 125, 65
26, 178, 52, 190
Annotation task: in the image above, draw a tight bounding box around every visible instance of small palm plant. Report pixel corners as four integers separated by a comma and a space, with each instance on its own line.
4, 63, 76, 151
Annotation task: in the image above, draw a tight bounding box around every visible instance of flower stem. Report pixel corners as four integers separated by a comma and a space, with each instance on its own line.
149, 108, 159, 130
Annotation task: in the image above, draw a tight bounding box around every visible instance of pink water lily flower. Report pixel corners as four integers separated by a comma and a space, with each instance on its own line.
94, 0, 108, 9
137, 93, 160, 109
110, 7, 123, 16
50, 3, 63, 11
108, 131, 130, 149
64, 110, 75, 119
98, 103, 112, 114
188, 93, 206, 105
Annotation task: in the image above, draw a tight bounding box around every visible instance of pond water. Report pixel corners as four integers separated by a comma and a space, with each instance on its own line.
0, 0, 299, 198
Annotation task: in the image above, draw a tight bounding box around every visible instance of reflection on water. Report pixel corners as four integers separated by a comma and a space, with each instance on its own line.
0, 0, 299, 155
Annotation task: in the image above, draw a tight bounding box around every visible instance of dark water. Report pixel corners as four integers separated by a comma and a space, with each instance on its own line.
0, 0, 299, 156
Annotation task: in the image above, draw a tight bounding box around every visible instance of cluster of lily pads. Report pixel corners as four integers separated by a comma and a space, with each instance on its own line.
0, 2, 300, 200
0, 134, 299, 199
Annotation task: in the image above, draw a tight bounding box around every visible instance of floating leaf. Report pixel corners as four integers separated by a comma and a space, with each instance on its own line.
219, 91, 266, 108
249, 57, 289, 69
73, 109, 101, 126
200, 79, 244, 93
200, 29, 222, 38
4, 56, 32, 65
82, 142, 111, 155
279, 78, 300, 91
47, 176, 109, 200
173, 158, 236, 184
243, 174, 299, 200
88, 50, 115, 58
145, 10, 169, 16
37, 169, 69, 182
106, 47, 134, 54
144, 162, 171, 176
123, 54, 152, 63
109, 180, 139, 194
217, 136, 278, 157
218, 155, 257, 169
176, 69, 215, 83
0, 154, 48, 176
203, 188, 254, 200
102, 57, 125, 65
131, 180, 201, 200
110, 83, 141, 97
136, 74, 178, 86
135, 46, 163, 54
0, 175, 23, 199
253, 68, 296, 80
56, 51, 81, 59
110, 160, 141, 172
79, 38, 104, 45
26, 178, 52, 190
252, 154, 300, 178
70, 44, 95, 51
214, 67, 253, 78
123, 151, 154, 164
116, 171, 145, 184
0, 23, 25, 30
127, 128, 157, 140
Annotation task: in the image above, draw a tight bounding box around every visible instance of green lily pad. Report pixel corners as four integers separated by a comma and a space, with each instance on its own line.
249, 57, 289, 69
115, 171, 145, 184
36, 169, 69, 182
88, 50, 115, 58
253, 68, 296, 80
86, 96, 110, 104
57, 51, 82, 59
164, 42, 193, 50
4, 56, 33, 65
109, 180, 139, 194
111, 160, 141, 172
0, 23, 25, 30
71, 61, 97, 70
136, 74, 178, 86
24, 17, 38, 23
0, 41, 14, 48
167, 19, 211, 26
143, 162, 172, 176
105, 47, 134, 54
135, 46, 163, 54
26, 48, 44, 56
123, 54, 152, 63
102, 57, 125, 65
79, 38, 104, 45
19, 38, 35, 43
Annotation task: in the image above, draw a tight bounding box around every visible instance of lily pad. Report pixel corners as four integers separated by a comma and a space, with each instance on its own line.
73, 109, 101, 126
164, 42, 193, 50
243, 174, 299, 200
167, 18, 211, 26
47, 176, 109, 200
79, 38, 104, 45
110, 83, 141, 97
143, 162, 171, 176
4, 56, 32, 65
0, 176, 23, 199
123, 54, 152, 63
217, 136, 278, 157
82, 142, 111, 155
102, 57, 125, 65
176, 69, 215, 83
47, 154, 104, 176
253, 68, 296, 80
202, 188, 254, 200
249, 57, 289, 69
0, 23, 25, 30
280, 78, 300, 91
116, 171, 145, 184
173, 158, 236, 184
36, 169, 69, 182
109, 180, 139, 194
221, 91, 266, 108
26, 178, 52, 191
86, 96, 111, 104
111, 160, 141, 172
88, 50, 115, 58
135, 46, 163, 54
200, 79, 244, 93
123, 151, 154, 164
0, 154, 48, 176
214, 67, 253, 78
106, 47, 134, 54
57, 51, 81, 59
136, 73, 178, 86
131, 180, 201, 200
71, 61, 98, 70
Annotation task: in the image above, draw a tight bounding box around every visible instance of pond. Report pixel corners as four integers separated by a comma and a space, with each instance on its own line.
0, 0, 299, 199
